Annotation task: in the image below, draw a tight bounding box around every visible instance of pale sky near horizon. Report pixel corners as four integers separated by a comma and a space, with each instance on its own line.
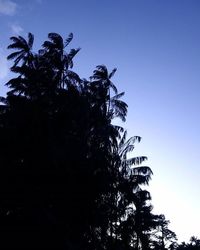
0, 0, 200, 243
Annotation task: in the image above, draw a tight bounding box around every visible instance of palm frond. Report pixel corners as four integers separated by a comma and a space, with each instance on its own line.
6, 78, 27, 95
18, 36, 28, 47
66, 70, 81, 83
136, 190, 151, 201
125, 156, 148, 166
7, 41, 26, 50
10, 66, 25, 74
9, 36, 20, 43
42, 41, 55, 50
124, 136, 141, 146
109, 68, 117, 79
96, 65, 108, 72
68, 48, 81, 62
112, 92, 125, 100
92, 65, 108, 80
113, 125, 124, 133
131, 174, 151, 186
65, 33, 73, 47
68, 48, 81, 58
119, 131, 127, 148
48, 33, 63, 49
120, 145, 135, 159
131, 166, 153, 176
7, 51, 23, 60
12, 54, 24, 67
65, 48, 80, 69
28, 33, 34, 49
6, 76, 22, 87
109, 81, 118, 94
112, 99, 128, 121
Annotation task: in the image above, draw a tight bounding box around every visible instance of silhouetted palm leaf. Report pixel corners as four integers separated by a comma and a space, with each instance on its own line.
109, 68, 117, 79
28, 33, 34, 48
48, 33, 64, 50
112, 92, 125, 100
131, 166, 153, 176
67, 48, 81, 68
126, 156, 148, 166
65, 33, 73, 47
7, 51, 23, 60
7, 33, 34, 67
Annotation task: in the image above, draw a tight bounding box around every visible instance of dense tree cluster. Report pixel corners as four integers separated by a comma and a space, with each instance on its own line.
177, 237, 200, 250
0, 33, 198, 249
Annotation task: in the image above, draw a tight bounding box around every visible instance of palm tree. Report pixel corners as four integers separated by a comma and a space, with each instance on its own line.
90, 65, 127, 122
2, 32, 156, 250
111, 130, 154, 250
151, 214, 177, 250
42, 32, 81, 88
190, 236, 200, 246
7, 33, 34, 68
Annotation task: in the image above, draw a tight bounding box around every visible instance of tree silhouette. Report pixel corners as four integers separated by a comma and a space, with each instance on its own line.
0, 32, 158, 249
150, 214, 177, 250
176, 237, 200, 250
7, 32, 34, 67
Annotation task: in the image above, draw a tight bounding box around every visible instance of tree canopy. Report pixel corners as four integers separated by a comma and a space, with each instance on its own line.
0, 32, 196, 250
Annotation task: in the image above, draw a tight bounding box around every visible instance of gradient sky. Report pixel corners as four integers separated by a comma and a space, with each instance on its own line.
0, 0, 200, 243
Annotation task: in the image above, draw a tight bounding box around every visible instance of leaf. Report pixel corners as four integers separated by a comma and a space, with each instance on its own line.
91, 65, 108, 81
112, 99, 128, 121
67, 48, 81, 68
96, 65, 108, 73
131, 174, 151, 185
120, 145, 135, 158
7, 41, 26, 50
18, 36, 28, 47
7, 51, 23, 60
113, 125, 124, 133
9, 36, 20, 43
109, 81, 118, 94
136, 190, 151, 200
68, 48, 81, 60
131, 166, 153, 176
125, 156, 148, 166
109, 68, 117, 79
119, 131, 127, 148
123, 136, 141, 146
42, 41, 55, 50
66, 70, 81, 83
65, 33, 73, 47
28, 33, 34, 49
48, 33, 63, 49
6, 77, 22, 87
112, 92, 125, 100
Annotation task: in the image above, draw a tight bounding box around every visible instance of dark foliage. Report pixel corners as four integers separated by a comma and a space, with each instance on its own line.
176, 237, 200, 250
0, 32, 181, 249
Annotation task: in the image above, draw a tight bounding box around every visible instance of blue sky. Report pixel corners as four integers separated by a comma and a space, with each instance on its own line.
0, 0, 200, 242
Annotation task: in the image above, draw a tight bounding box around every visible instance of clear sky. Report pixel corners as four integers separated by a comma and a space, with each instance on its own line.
0, 0, 200, 243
